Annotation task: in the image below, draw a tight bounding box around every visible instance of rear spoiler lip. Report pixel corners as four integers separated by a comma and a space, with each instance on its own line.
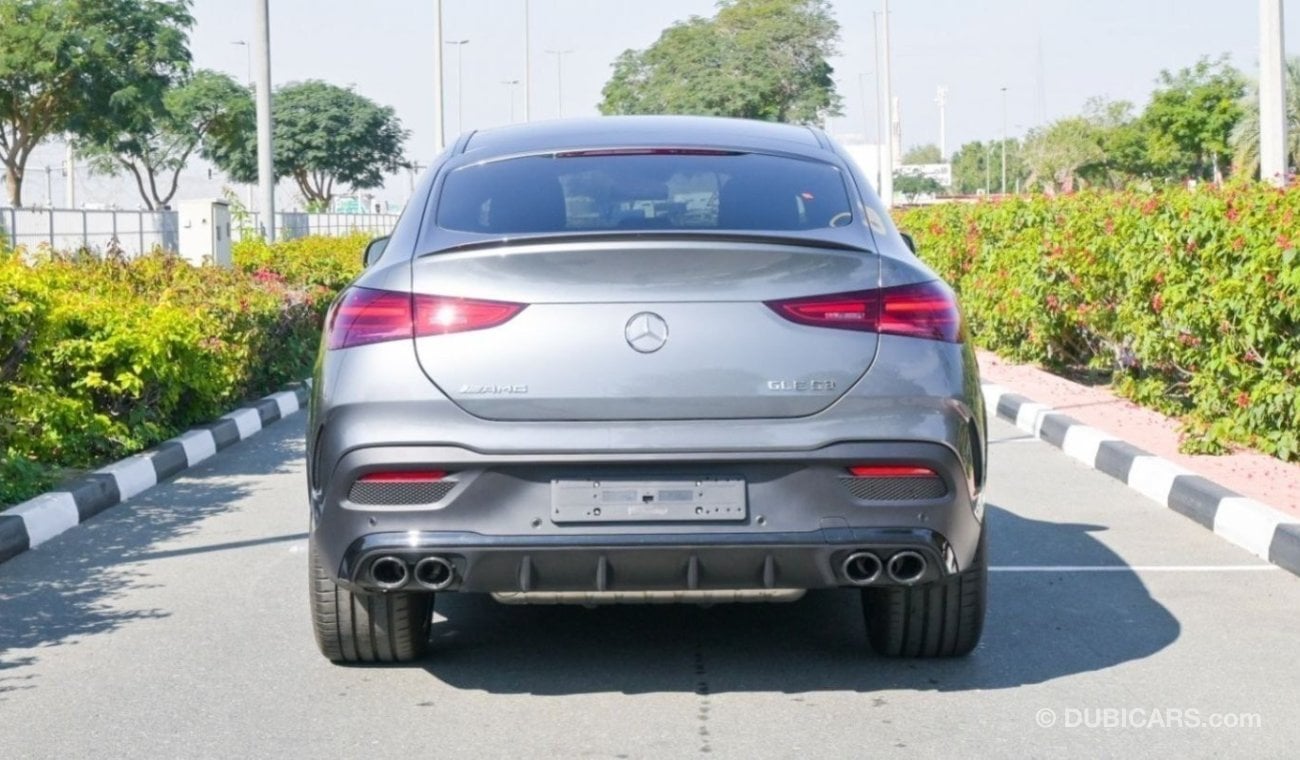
417, 230, 874, 258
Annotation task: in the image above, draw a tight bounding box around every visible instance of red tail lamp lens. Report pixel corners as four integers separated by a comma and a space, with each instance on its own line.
766, 281, 962, 343
846, 465, 939, 478
413, 295, 524, 336
357, 471, 449, 483
326, 288, 524, 349
327, 287, 413, 349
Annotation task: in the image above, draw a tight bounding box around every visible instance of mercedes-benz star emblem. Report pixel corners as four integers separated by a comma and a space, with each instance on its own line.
625, 312, 669, 353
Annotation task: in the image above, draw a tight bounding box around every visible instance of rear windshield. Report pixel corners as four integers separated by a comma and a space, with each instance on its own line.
435, 152, 855, 234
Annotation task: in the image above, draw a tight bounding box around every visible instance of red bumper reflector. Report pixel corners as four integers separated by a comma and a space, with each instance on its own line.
357, 470, 449, 483
846, 465, 938, 478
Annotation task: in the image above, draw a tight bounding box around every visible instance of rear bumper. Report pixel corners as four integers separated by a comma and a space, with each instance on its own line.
311, 440, 984, 593
335, 527, 961, 593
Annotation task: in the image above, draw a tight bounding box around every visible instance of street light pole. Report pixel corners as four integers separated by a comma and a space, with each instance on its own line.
253, 0, 275, 239
434, 0, 446, 152
502, 79, 520, 123
935, 85, 948, 160
546, 49, 573, 117
985, 143, 994, 194
524, 0, 532, 122
1260, 0, 1287, 185
879, 1, 895, 207
872, 11, 883, 192
1000, 86, 1008, 195
446, 39, 470, 135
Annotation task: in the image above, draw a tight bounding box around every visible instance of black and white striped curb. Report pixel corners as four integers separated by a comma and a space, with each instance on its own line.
983, 383, 1300, 578
0, 381, 312, 566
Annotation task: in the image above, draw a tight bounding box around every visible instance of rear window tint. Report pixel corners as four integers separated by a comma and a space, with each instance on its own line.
435, 152, 854, 234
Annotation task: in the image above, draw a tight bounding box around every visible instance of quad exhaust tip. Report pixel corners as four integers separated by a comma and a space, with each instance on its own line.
414, 556, 457, 591
369, 556, 410, 589
887, 550, 927, 585
841, 551, 884, 585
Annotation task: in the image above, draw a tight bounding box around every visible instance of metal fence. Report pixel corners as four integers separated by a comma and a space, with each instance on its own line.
238, 212, 400, 242
1, 207, 400, 256
1, 207, 178, 254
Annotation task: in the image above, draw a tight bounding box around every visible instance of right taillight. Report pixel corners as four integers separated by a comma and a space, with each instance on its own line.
765, 280, 962, 343
326, 288, 524, 349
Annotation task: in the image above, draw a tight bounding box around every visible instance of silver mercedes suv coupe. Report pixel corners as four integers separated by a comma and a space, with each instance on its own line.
307, 116, 988, 663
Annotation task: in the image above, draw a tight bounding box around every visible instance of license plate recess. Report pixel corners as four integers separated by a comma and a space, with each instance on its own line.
551, 478, 746, 523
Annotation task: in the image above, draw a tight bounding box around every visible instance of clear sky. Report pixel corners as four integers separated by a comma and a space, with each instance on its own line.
24, 0, 1300, 209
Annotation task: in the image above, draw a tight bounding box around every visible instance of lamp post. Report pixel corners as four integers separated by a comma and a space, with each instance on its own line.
879, 1, 895, 207
253, 0, 275, 239
446, 39, 470, 135
1000, 86, 1008, 195
1260, 0, 1287, 185
502, 79, 520, 123
434, 0, 445, 152
546, 49, 573, 117
524, 0, 532, 122
985, 143, 995, 194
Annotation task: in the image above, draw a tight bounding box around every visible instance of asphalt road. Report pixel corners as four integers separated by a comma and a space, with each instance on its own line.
2, 415, 1298, 759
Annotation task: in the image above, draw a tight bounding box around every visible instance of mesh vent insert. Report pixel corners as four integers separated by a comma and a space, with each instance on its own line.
348, 480, 456, 505
840, 476, 947, 501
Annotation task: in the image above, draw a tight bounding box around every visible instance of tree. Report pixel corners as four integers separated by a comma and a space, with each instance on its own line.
902, 144, 942, 164
600, 0, 842, 125
1229, 56, 1300, 179
893, 172, 942, 202
1076, 97, 1149, 188
79, 71, 252, 210
1023, 117, 1106, 193
1140, 56, 1245, 182
949, 139, 1027, 195
210, 81, 407, 209
0, 0, 193, 207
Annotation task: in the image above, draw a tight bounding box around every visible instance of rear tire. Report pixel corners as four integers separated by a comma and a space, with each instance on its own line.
309, 540, 434, 663
861, 529, 987, 657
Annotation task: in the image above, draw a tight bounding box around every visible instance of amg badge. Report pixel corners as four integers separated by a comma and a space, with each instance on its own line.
767, 379, 837, 392
458, 384, 529, 395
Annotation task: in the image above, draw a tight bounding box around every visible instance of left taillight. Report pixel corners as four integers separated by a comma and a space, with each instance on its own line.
326, 288, 524, 349
765, 280, 963, 343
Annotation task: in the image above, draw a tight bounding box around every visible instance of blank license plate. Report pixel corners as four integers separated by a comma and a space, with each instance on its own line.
551, 478, 747, 523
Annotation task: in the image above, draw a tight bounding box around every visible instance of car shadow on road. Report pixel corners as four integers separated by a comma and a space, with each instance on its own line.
0, 419, 306, 694
418, 504, 1181, 695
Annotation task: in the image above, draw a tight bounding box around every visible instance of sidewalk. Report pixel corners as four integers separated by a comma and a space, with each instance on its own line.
978, 351, 1300, 518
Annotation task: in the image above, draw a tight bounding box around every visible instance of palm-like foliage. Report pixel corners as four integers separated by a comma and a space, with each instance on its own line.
1230, 57, 1300, 177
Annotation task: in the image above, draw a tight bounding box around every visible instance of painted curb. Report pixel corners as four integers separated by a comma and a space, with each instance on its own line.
983, 383, 1300, 578
0, 380, 313, 566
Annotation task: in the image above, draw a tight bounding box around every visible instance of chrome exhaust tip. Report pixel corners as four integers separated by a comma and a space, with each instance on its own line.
887, 550, 927, 585
841, 551, 884, 586
414, 556, 456, 591
369, 556, 410, 590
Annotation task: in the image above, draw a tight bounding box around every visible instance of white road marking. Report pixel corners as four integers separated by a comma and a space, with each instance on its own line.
991, 565, 1279, 572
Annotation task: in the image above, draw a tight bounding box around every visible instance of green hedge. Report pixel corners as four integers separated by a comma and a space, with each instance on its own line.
896, 184, 1300, 460
0, 234, 367, 505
